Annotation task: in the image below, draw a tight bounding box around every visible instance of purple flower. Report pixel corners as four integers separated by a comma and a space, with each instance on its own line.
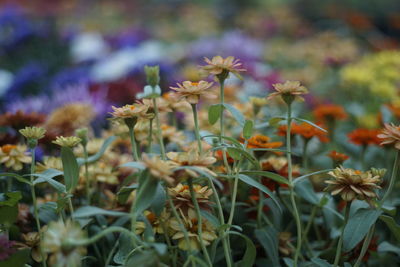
0, 235, 16, 261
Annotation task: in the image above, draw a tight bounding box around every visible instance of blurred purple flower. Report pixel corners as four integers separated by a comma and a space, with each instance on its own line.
0, 6, 35, 48
0, 235, 16, 261
108, 28, 150, 49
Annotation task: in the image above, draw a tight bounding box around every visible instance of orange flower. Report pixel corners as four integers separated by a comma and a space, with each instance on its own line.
247, 135, 283, 149
348, 128, 381, 146
215, 150, 234, 164
313, 104, 347, 123
277, 122, 329, 142
327, 151, 349, 164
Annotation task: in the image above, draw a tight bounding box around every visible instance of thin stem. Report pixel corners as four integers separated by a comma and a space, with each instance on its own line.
105, 239, 119, 266
83, 145, 91, 204
68, 198, 75, 220
227, 172, 239, 226
354, 224, 375, 267
147, 119, 153, 153
257, 187, 264, 228
191, 104, 202, 154
128, 126, 139, 161
286, 103, 302, 267
152, 98, 166, 160
302, 205, 318, 246
188, 178, 212, 266
381, 151, 400, 205
30, 148, 47, 267
333, 201, 351, 267
219, 78, 225, 144
302, 139, 309, 171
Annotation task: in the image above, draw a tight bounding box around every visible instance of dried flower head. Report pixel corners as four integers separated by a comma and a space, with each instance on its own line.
0, 144, 31, 171
348, 128, 381, 146
142, 154, 175, 185
136, 210, 171, 235
42, 220, 86, 267
267, 81, 309, 104
168, 183, 213, 213
19, 126, 46, 140
169, 81, 216, 104
201, 56, 246, 79
378, 123, 400, 149
170, 209, 217, 251
325, 166, 381, 202
52, 136, 82, 147
0, 110, 46, 130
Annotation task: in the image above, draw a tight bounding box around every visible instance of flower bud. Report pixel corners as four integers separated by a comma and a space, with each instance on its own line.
144, 65, 160, 88
75, 128, 88, 146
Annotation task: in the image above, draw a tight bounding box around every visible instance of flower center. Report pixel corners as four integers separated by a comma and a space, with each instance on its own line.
2, 144, 17, 153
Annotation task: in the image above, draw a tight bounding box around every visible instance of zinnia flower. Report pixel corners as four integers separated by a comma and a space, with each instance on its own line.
324, 167, 381, 202
0, 144, 31, 170
327, 151, 349, 165
168, 183, 213, 214
142, 154, 175, 185
277, 123, 329, 142
378, 123, 400, 149
170, 209, 217, 251
201, 56, 246, 79
169, 81, 216, 104
167, 149, 217, 177
110, 104, 151, 121
313, 104, 348, 123
42, 220, 87, 267
267, 81, 308, 104
52, 136, 82, 148
348, 128, 381, 146
135, 210, 171, 235
247, 135, 283, 149
19, 126, 46, 140
0, 110, 46, 130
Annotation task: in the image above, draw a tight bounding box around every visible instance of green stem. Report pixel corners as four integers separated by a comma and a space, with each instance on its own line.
191, 104, 203, 154
286, 103, 302, 267
68, 198, 75, 220
188, 179, 212, 266
227, 173, 239, 226
353, 224, 375, 267
333, 201, 351, 267
257, 186, 264, 228
381, 151, 400, 205
152, 98, 166, 160
30, 148, 47, 267
83, 145, 91, 204
302, 139, 309, 171
219, 78, 225, 144
302, 205, 318, 246
147, 118, 153, 153
105, 239, 119, 266
128, 125, 139, 161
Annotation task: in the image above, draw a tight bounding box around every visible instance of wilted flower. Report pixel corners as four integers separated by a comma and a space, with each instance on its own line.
325, 166, 381, 202
267, 81, 308, 104
168, 183, 213, 214
348, 128, 381, 146
42, 220, 87, 267
378, 123, 400, 149
0, 144, 31, 170
142, 154, 175, 185
170, 209, 217, 251
201, 56, 246, 79
52, 136, 82, 148
135, 210, 171, 235
170, 81, 216, 104
167, 149, 217, 177
22, 232, 45, 262
278, 232, 293, 256
19, 126, 46, 140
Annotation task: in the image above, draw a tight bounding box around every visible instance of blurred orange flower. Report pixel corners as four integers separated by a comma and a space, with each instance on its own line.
313, 104, 348, 123
348, 128, 381, 146
247, 134, 283, 149
277, 122, 329, 142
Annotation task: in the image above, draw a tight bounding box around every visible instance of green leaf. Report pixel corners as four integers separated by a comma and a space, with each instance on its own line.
240, 170, 289, 185
200, 210, 220, 228
0, 173, 31, 185
77, 136, 117, 166
243, 120, 254, 139
223, 103, 245, 126
293, 117, 327, 132
311, 258, 331, 267
208, 104, 222, 125
203, 135, 243, 148
120, 161, 146, 170
61, 146, 79, 192
229, 231, 256, 267
378, 241, 400, 256
238, 174, 281, 212
150, 183, 166, 216
117, 184, 139, 204
380, 215, 400, 242
269, 117, 285, 127
343, 208, 382, 251
294, 179, 319, 205
255, 227, 280, 267
74, 206, 128, 218
215, 146, 258, 168
0, 191, 22, 206
133, 178, 159, 216
0, 248, 30, 267
293, 169, 333, 185
32, 169, 66, 193
227, 147, 241, 160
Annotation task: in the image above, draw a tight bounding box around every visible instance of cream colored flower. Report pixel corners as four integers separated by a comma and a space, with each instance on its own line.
162, 92, 191, 112
325, 167, 381, 202
36, 156, 63, 172
168, 183, 213, 213
378, 123, 400, 149
52, 136, 82, 147
110, 104, 151, 120
160, 125, 186, 147
19, 126, 46, 140
170, 81, 216, 104
167, 149, 216, 177
170, 209, 217, 251
87, 161, 119, 185
0, 144, 31, 171
142, 154, 175, 185
42, 220, 86, 267
141, 98, 172, 114
267, 81, 309, 103
201, 56, 246, 79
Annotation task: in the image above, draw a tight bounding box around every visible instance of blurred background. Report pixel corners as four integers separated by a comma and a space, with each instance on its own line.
1, 0, 400, 128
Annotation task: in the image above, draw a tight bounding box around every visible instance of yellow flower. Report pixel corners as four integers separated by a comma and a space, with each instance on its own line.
36, 156, 63, 172
166, 149, 216, 177
0, 144, 31, 171
42, 220, 86, 267
170, 81, 216, 104
52, 136, 82, 147
378, 123, 400, 150
88, 161, 119, 185
201, 56, 246, 79
168, 183, 213, 214
19, 126, 46, 140
267, 81, 308, 104
170, 209, 217, 251
324, 167, 381, 202
142, 154, 175, 185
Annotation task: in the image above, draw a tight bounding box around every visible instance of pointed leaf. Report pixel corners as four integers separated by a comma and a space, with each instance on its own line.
223, 103, 245, 126
208, 104, 222, 125
61, 147, 79, 192
77, 136, 117, 166
243, 120, 254, 139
